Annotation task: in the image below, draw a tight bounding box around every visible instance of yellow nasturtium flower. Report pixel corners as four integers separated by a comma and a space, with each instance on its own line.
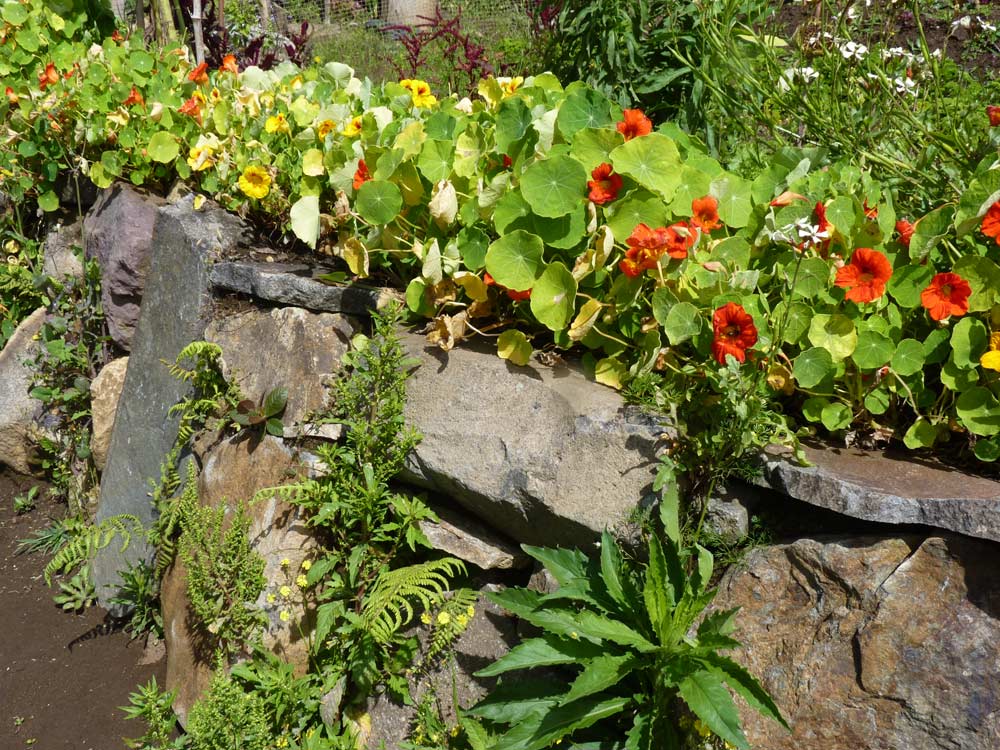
409, 79, 437, 108
317, 119, 336, 139
498, 76, 524, 97
342, 115, 362, 137
187, 145, 215, 171
239, 165, 271, 199
981, 332, 1000, 371
265, 112, 290, 134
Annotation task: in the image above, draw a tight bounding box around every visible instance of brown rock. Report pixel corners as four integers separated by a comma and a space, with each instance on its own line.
0, 308, 46, 475
90, 356, 129, 472
711, 535, 1000, 750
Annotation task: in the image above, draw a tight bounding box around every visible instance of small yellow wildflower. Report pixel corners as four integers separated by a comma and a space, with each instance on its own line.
279, 609, 291, 622
279, 585, 292, 598
260, 92, 275, 109
295, 574, 308, 588
437, 611, 451, 626
317, 120, 335, 139
289, 75, 304, 90
266, 593, 277, 604
280, 558, 291, 568
192, 90, 207, 106
342, 115, 363, 137
265, 112, 290, 134
466, 605, 475, 618
981, 332, 1000, 371
693, 718, 711, 738
456, 614, 468, 627
276, 739, 289, 749
313, 55, 322, 64
238, 165, 271, 199
498, 76, 524, 97
301, 559, 312, 571
570, 631, 579, 640
421, 612, 432, 625
450, 726, 460, 737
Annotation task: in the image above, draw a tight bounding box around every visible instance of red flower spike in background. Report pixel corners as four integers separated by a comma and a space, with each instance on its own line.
178, 96, 202, 125
617, 109, 652, 141
38, 62, 59, 90
123, 86, 144, 108
921, 272, 971, 321
353, 159, 371, 190
895, 219, 914, 248
988, 106, 1000, 127
982, 201, 1000, 245
834, 247, 893, 303
711, 302, 758, 365
220, 55, 239, 75
587, 162, 622, 205
188, 61, 209, 85
691, 195, 721, 232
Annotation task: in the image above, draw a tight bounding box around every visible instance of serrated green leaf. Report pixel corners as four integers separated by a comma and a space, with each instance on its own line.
561, 653, 638, 705
677, 671, 749, 749
476, 635, 606, 677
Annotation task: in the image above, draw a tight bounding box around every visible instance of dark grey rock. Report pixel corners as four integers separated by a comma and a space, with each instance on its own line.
757, 443, 1000, 543
92, 196, 246, 608
0, 307, 46, 474
42, 219, 85, 282
399, 332, 670, 547
84, 184, 165, 349
210, 261, 399, 315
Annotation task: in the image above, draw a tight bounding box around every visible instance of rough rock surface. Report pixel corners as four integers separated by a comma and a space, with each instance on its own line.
419, 503, 529, 570
204, 306, 358, 431
89, 356, 129, 472
93, 196, 246, 607
758, 443, 1000, 543
399, 332, 668, 547
0, 307, 46, 474
42, 219, 85, 281
712, 535, 1000, 749
84, 184, 165, 349
210, 261, 398, 315
163, 435, 317, 727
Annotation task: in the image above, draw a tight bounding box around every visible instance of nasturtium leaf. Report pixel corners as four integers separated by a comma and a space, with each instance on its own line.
406, 278, 433, 316
904, 418, 941, 449
130, 50, 155, 73
497, 329, 532, 366
594, 357, 627, 389
570, 127, 624, 173
711, 237, 751, 270
955, 169, 1000, 236
289, 195, 320, 248
808, 314, 857, 362
520, 155, 588, 218
485, 230, 544, 291
356, 180, 403, 225
887, 264, 934, 309
670, 166, 713, 217
824, 196, 857, 237
556, 86, 614, 138
923, 328, 951, 364
530, 262, 577, 331
88, 162, 112, 189
37, 191, 59, 212
494, 190, 532, 234
664, 302, 702, 345
941, 357, 979, 391
891, 338, 925, 376
909, 204, 954, 261
793, 347, 834, 388
454, 271, 489, 302
651, 287, 677, 327
495, 97, 532, 153
301, 148, 325, 177
457, 226, 490, 270
821, 401, 852, 431
417, 139, 454, 183
569, 298, 603, 341
865, 387, 891, 415
788, 257, 831, 299
15, 28, 40, 51
394, 120, 427, 156
956, 387, 1000, 436
950, 316, 988, 369
454, 130, 483, 178
610, 133, 682, 202
605, 193, 668, 243
710, 174, 753, 228
147, 131, 179, 163
852, 330, 895, 370
2, 2, 28, 24
772, 301, 811, 343
953, 255, 1000, 312
802, 397, 828, 422
974, 438, 1000, 462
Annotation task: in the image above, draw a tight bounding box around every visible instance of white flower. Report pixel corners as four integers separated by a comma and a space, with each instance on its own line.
839, 41, 868, 60
793, 217, 829, 245
951, 15, 972, 32
778, 66, 819, 92
979, 16, 997, 32
893, 76, 917, 95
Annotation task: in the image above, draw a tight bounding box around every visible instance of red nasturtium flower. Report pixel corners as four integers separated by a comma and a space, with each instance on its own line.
483, 271, 530, 300
38, 62, 60, 90
220, 54, 239, 75
895, 219, 914, 248
178, 95, 203, 125
123, 86, 144, 108
862, 200, 878, 220
352, 159, 371, 190
188, 61, 209, 85
587, 162, 622, 205
711, 302, 758, 365
5, 86, 18, 104
920, 272, 971, 321
664, 222, 697, 259
691, 195, 721, 232
111, 29, 125, 42
502, 154, 513, 169
834, 247, 893, 303
982, 201, 1000, 245
988, 106, 1000, 127
616, 109, 652, 141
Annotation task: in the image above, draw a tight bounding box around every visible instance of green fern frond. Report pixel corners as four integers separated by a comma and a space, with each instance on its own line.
164, 341, 224, 382
150, 461, 199, 577
44, 514, 144, 585
362, 558, 466, 644
424, 588, 479, 665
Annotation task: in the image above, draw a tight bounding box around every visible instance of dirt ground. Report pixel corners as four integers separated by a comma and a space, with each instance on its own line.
0, 471, 165, 750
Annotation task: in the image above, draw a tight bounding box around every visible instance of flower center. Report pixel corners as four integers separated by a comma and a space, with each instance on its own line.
724, 324, 740, 339
859, 272, 874, 283
940, 284, 952, 296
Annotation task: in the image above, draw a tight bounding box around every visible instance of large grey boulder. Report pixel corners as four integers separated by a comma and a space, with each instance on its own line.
84, 183, 165, 349
204, 306, 358, 432
711, 534, 1000, 749
92, 196, 246, 607
399, 333, 668, 547
758, 443, 1000, 543
0, 307, 46, 474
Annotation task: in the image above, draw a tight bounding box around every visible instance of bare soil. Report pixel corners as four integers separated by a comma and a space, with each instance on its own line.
0, 471, 164, 750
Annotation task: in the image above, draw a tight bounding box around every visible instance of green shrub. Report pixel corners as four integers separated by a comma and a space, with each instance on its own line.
186, 668, 274, 750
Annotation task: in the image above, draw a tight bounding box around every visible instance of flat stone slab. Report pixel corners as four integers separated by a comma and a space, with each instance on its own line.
210, 261, 398, 315
757, 443, 1000, 543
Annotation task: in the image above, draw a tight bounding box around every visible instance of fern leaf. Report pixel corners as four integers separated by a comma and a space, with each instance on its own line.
362, 558, 465, 644
44, 514, 144, 585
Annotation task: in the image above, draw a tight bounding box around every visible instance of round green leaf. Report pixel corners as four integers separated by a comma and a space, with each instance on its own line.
788, 257, 831, 299
903, 419, 941, 449
808, 314, 857, 362
923, 328, 951, 364
956, 387, 1000, 436
289, 195, 320, 249
802, 397, 828, 422
824, 196, 857, 237
457, 226, 489, 271
530, 262, 577, 331
821, 402, 852, 431
890, 339, 925, 376
950, 317, 988, 369
417, 139, 454, 183
497, 329, 532, 366
887, 264, 934, 309
974, 438, 1000, 462
570, 127, 624, 173
865, 387, 891, 415
147, 131, 179, 163
952, 255, 1000, 312
520, 155, 588, 218
485, 230, 544, 291
609, 133, 682, 202
852, 330, 895, 370
130, 50, 155, 73
2, 3, 29, 25
773, 301, 811, 344
557, 87, 614, 139
793, 347, 834, 389
494, 190, 532, 234
605, 193, 668, 243
356, 180, 403, 225
710, 175, 752, 228
302, 148, 325, 177
941, 357, 979, 391
37, 190, 59, 212
909, 205, 954, 261
664, 302, 701, 345
651, 287, 678, 327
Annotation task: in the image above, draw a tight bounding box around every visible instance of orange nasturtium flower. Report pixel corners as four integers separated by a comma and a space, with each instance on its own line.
123, 86, 144, 108
587, 163, 622, 205
711, 302, 758, 365
981, 201, 1000, 245
691, 195, 721, 232
188, 61, 209, 85
5, 86, 18, 105
981, 332, 1000, 371
616, 108, 652, 141
920, 272, 971, 321
353, 159, 371, 191
220, 54, 239, 75
178, 95, 203, 125
38, 62, 60, 90
895, 219, 914, 248
988, 105, 1000, 127
238, 165, 271, 199
834, 247, 893, 303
